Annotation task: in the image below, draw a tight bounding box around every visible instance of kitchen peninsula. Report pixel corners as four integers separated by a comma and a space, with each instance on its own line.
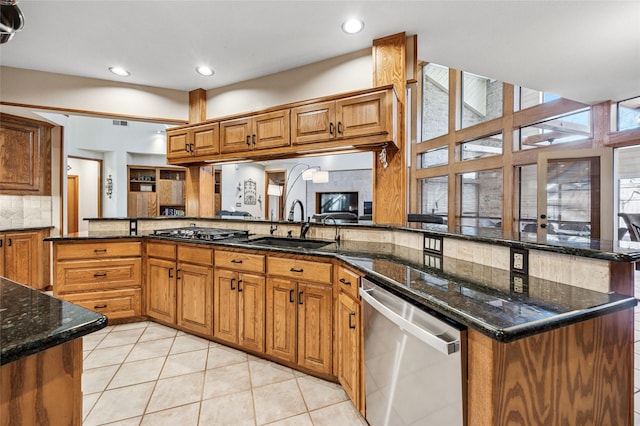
0, 277, 107, 425
48, 217, 639, 425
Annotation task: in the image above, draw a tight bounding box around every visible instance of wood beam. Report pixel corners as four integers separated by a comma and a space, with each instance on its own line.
188, 88, 206, 124
372, 32, 408, 225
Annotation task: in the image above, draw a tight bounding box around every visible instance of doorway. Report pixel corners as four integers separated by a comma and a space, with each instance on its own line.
264, 170, 286, 221
535, 149, 613, 241
67, 175, 79, 234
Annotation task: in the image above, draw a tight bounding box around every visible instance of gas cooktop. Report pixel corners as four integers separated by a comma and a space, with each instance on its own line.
152, 227, 249, 241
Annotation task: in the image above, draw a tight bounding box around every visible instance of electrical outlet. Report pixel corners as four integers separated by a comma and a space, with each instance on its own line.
511, 273, 529, 295
510, 248, 528, 274
513, 252, 524, 270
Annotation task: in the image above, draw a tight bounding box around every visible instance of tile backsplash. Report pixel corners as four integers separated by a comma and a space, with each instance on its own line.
0, 195, 52, 229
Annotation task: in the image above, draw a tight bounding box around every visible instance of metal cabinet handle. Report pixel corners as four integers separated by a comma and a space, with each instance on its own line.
176, 269, 181, 280
329, 122, 334, 135
185, 143, 189, 153
230, 278, 236, 290
290, 267, 303, 273
93, 272, 107, 278
348, 311, 356, 329
238, 279, 243, 292
246, 135, 251, 147
298, 291, 304, 305
0, 239, 3, 247
289, 289, 294, 303
189, 143, 194, 152
94, 249, 107, 254
94, 304, 107, 309
168, 268, 174, 278
231, 259, 243, 264
337, 121, 343, 134
6, 239, 11, 247
252, 134, 256, 146
339, 278, 351, 286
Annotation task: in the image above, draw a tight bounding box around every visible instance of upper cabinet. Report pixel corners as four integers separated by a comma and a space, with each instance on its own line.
166, 122, 219, 163
292, 90, 392, 145
166, 85, 398, 165
0, 114, 52, 195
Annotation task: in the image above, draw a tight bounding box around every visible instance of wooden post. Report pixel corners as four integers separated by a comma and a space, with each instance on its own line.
372, 33, 408, 225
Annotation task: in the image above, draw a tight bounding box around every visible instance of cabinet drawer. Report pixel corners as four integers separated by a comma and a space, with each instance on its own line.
63, 288, 141, 320
56, 241, 142, 260
56, 258, 141, 293
336, 265, 361, 300
267, 257, 332, 283
147, 242, 177, 260
178, 245, 213, 265
215, 250, 264, 273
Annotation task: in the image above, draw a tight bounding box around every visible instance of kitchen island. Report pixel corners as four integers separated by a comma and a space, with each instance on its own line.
48, 220, 640, 424
0, 277, 107, 426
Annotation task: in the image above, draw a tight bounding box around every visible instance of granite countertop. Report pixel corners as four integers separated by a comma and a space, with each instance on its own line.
0, 225, 55, 233
0, 277, 107, 365
47, 231, 637, 343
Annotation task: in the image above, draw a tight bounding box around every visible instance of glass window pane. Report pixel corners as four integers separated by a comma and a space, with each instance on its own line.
459, 169, 503, 228
461, 72, 503, 128
419, 146, 448, 169
420, 176, 448, 220
515, 164, 537, 232
459, 133, 502, 161
519, 108, 591, 150
616, 145, 640, 240
517, 87, 560, 110
422, 63, 449, 141
618, 96, 640, 131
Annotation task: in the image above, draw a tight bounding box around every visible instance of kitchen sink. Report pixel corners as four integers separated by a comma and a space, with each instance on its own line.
247, 237, 333, 250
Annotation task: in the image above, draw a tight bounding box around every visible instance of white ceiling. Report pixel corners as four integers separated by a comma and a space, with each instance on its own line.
1, 0, 640, 105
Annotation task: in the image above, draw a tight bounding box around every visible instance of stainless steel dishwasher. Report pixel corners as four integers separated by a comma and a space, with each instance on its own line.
360, 278, 465, 426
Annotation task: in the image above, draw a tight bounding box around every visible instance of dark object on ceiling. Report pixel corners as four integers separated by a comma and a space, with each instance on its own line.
0, 1, 24, 44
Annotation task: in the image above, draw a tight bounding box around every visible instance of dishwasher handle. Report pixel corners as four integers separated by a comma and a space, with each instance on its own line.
360, 286, 460, 355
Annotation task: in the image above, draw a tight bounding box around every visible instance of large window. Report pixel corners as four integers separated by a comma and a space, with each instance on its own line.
459, 169, 503, 228
515, 164, 537, 232
518, 109, 591, 150
420, 176, 448, 219
516, 87, 560, 110
421, 63, 449, 141
617, 96, 640, 131
419, 146, 448, 169
459, 133, 502, 161
616, 145, 640, 240
461, 72, 503, 128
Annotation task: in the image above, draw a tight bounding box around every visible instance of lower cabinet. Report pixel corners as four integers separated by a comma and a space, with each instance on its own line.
1, 228, 50, 290
266, 257, 333, 375
213, 249, 266, 352
146, 242, 213, 335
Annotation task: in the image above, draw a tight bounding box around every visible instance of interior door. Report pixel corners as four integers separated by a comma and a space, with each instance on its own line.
536, 148, 613, 241
67, 175, 79, 234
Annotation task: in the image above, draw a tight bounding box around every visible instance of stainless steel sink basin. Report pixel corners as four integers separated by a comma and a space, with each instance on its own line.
247, 237, 333, 249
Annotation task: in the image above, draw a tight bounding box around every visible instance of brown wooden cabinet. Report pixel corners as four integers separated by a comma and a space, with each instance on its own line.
213, 250, 266, 352
335, 265, 363, 413
146, 242, 214, 335
220, 110, 290, 154
167, 122, 220, 163
291, 89, 393, 145
0, 114, 52, 195
0, 228, 50, 290
53, 240, 142, 320
128, 166, 186, 217
266, 256, 333, 375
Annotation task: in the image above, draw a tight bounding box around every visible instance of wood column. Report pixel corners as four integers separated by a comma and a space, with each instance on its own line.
372, 33, 407, 225
185, 88, 216, 217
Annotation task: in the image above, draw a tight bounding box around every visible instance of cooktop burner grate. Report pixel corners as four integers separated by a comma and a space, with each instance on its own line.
152, 227, 249, 241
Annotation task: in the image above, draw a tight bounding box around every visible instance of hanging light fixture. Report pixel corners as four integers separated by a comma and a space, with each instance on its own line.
0, 0, 25, 44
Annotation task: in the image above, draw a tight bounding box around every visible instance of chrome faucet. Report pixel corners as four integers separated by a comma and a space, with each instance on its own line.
288, 199, 304, 222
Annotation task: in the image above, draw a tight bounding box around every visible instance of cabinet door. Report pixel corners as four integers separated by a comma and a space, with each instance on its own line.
0, 235, 4, 278
128, 192, 157, 217
214, 269, 239, 344
253, 110, 290, 150
336, 292, 361, 408
291, 101, 335, 145
0, 119, 42, 193
220, 117, 252, 154
166, 129, 191, 160
238, 273, 265, 352
4, 231, 36, 287
177, 262, 213, 335
193, 123, 220, 156
336, 91, 388, 139
146, 258, 177, 323
265, 277, 297, 363
297, 282, 333, 374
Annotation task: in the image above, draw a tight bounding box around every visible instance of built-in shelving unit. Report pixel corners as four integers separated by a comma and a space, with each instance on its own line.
127, 166, 186, 217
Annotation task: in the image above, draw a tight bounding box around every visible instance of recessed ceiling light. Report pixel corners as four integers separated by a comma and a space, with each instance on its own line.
108, 66, 130, 77
196, 66, 215, 76
342, 18, 364, 34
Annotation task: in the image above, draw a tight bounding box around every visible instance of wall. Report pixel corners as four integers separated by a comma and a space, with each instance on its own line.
205, 49, 372, 118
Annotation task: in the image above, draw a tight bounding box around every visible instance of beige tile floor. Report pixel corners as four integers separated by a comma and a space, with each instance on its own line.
81, 322, 367, 426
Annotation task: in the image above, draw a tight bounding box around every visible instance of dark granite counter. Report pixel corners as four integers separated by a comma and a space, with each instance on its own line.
0, 277, 107, 365
0, 226, 55, 233
48, 231, 636, 343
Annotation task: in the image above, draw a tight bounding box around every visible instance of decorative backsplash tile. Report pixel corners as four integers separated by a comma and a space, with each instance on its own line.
0, 195, 52, 229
